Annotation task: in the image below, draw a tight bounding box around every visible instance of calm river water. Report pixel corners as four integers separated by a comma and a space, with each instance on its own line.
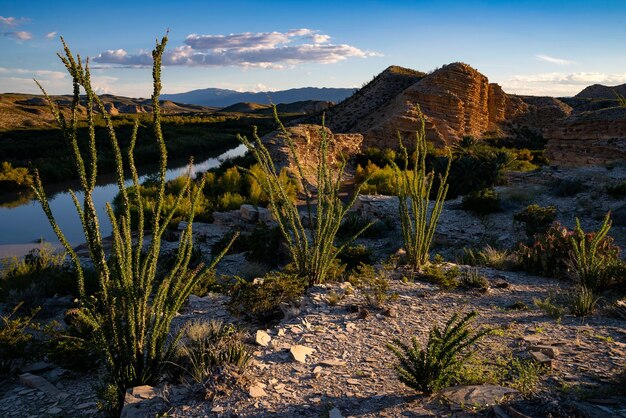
0, 144, 247, 257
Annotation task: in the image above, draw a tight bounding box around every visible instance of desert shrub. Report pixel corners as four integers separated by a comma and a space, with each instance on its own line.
44, 315, 98, 372
32, 36, 235, 413
533, 296, 565, 319
228, 273, 307, 322
506, 357, 546, 395
552, 178, 585, 197
0, 245, 94, 311
393, 108, 450, 270
169, 320, 252, 384
337, 245, 373, 271
569, 213, 622, 289
355, 161, 397, 195
607, 181, 626, 198
0, 161, 33, 192
461, 188, 502, 215
0, 303, 39, 374
517, 221, 620, 283
338, 212, 389, 239
387, 311, 491, 394
239, 112, 373, 286
458, 245, 518, 270
460, 268, 489, 290
348, 263, 395, 307
514, 204, 557, 238
211, 223, 283, 266
420, 264, 461, 290
569, 286, 599, 317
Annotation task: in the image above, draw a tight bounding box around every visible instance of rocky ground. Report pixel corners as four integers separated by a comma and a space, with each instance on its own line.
1, 164, 625, 417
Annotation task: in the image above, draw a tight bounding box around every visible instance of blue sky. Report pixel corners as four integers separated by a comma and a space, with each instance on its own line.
2, 0, 626, 97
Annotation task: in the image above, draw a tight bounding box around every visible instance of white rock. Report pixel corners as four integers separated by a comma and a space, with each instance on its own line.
290, 345, 315, 363
255, 330, 272, 347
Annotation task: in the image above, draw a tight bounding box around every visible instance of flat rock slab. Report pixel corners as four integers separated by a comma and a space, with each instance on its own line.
290, 345, 315, 363
19, 373, 62, 399
319, 359, 347, 367
439, 385, 520, 408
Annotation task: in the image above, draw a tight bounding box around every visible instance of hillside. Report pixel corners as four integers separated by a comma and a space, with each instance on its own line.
0, 93, 216, 130
220, 100, 333, 115
161, 87, 355, 107
575, 83, 626, 99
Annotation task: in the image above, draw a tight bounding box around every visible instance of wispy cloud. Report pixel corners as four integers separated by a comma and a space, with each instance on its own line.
501, 71, 626, 96
535, 54, 575, 66
93, 28, 379, 69
0, 16, 29, 27
45, 31, 58, 39
0, 67, 66, 79
4, 31, 33, 41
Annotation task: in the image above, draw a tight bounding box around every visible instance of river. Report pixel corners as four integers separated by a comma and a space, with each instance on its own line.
0, 144, 247, 258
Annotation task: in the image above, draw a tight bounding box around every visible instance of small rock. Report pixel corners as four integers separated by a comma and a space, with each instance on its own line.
382, 308, 398, 318
530, 351, 553, 367
347, 379, 360, 385
211, 405, 224, 413
529, 345, 560, 359
329, 407, 344, 418
256, 330, 272, 347
290, 345, 315, 363
47, 407, 63, 415
320, 359, 347, 367
249, 384, 267, 398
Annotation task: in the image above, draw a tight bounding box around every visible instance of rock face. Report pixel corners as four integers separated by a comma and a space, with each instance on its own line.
261, 124, 363, 185
545, 107, 626, 165
316, 63, 527, 149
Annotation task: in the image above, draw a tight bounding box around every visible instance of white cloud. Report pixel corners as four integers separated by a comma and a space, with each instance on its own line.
500, 71, 626, 96
4, 31, 33, 41
93, 28, 379, 69
0, 16, 29, 27
0, 67, 66, 79
535, 54, 575, 66
45, 31, 58, 39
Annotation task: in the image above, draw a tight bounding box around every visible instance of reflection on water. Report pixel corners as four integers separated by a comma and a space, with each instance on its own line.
0, 144, 247, 249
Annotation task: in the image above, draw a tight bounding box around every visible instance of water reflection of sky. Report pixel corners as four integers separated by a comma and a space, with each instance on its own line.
0, 144, 247, 247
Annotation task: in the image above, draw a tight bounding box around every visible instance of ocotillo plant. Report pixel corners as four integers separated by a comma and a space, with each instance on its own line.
238, 111, 373, 286
393, 108, 450, 270
32, 35, 235, 412
570, 212, 613, 289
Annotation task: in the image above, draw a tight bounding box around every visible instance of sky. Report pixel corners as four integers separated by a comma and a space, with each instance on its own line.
1, 0, 626, 98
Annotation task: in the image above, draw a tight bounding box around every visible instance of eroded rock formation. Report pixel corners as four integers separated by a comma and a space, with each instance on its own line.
261, 124, 363, 186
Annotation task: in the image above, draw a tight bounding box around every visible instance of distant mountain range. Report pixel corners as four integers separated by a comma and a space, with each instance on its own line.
161, 87, 356, 107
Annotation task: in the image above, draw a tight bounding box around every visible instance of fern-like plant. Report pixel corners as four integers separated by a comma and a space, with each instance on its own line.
31, 35, 235, 412
392, 108, 450, 270
387, 311, 491, 394
569, 212, 613, 289
238, 112, 373, 286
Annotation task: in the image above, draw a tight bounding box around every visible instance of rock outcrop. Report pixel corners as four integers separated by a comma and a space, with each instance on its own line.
261, 124, 363, 186
575, 83, 626, 99
544, 107, 626, 165
359, 63, 528, 148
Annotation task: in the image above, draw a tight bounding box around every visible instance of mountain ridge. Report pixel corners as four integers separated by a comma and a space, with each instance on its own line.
161, 87, 356, 107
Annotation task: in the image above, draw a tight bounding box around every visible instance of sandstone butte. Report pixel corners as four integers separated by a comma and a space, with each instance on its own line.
275, 62, 626, 169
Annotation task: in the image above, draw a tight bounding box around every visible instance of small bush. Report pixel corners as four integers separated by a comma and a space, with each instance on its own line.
569, 286, 599, 317
228, 273, 307, 322
337, 245, 373, 271
514, 204, 557, 238
462, 188, 502, 215
552, 178, 584, 197
170, 320, 252, 384
338, 212, 389, 239
517, 221, 621, 283
506, 357, 546, 395
460, 268, 489, 290
420, 264, 461, 290
387, 311, 491, 394
459, 245, 518, 271
44, 315, 98, 372
0, 303, 38, 374
349, 263, 395, 307
533, 296, 565, 319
